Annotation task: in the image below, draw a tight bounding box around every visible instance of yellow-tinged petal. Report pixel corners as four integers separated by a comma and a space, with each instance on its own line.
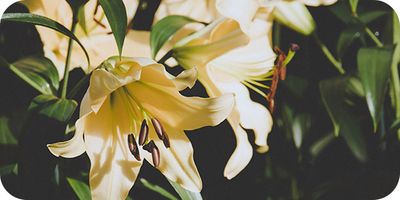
142, 125, 202, 192
156, 0, 217, 23
84, 95, 143, 200
273, 1, 315, 35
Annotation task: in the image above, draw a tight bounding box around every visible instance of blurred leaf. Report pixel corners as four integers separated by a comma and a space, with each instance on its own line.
391, 118, 400, 132
337, 26, 362, 58
140, 178, 178, 200
310, 133, 335, 158
349, 0, 359, 14
320, 76, 368, 162
357, 46, 394, 131
0, 117, 18, 145
329, 1, 355, 24
150, 15, 198, 59
67, 177, 91, 200
29, 94, 77, 122
282, 75, 309, 98
0, 163, 17, 176
168, 180, 203, 200
66, 0, 89, 12
359, 10, 388, 24
0, 56, 58, 95
292, 113, 311, 149
98, 0, 127, 56
77, 6, 87, 35
1, 13, 90, 65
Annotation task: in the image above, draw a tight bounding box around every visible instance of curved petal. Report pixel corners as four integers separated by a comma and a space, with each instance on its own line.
84, 95, 143, 200
298, 0, 338, 6
273, 1, 315, 35
143, 125, 202, 192
125, 81, 234, 130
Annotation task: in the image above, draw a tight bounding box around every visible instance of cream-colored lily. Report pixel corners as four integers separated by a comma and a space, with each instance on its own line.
22, 0, 139, 78
155, 0, 218, 23
47, 56, 235, 199
216, 0, 337, 35
173, 18, 276, 179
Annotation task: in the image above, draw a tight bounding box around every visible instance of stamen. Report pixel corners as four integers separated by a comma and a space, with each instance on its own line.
139, 120, 149, 146
162, 132, 170, 148
151, 118, 165, 140
143, 140, 160, 167
128, 134, 141, 161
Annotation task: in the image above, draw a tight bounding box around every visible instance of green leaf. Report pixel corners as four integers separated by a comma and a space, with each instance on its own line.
0, 163, 18, 176
67, 177, 91, 200
0, 56, 58, 95
359, 10, 388, 24
66, 0, 89, 12
98, 0, 127, 56
391, 118, 400, 132
349, 0, 359, 14
0, 117, 18, 145
168, 180, 203, 200
1, 13, 90, 66
357, 46, 394, 131
150, 15, 198, 59
292, 113, 311, 149
29, 95, 78, 122
337, 26, 362, 58
320, 76, 368, 162
140, 178, 178, 200
310, 133, 335, 158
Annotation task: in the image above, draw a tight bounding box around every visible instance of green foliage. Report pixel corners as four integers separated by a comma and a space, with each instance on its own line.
29, 94, 78, 122
320, 76, 368, 162
0, 56, 59, 95
67, 177, 91, 200
1, 13, 90, 66
150, 15, 199, 59
98, 0, 127, 57
357, 46, 394, 131
140, 178, 178, 200
0, 163, 18, 176
168, 180, 203, 200
0, 117, 18, 145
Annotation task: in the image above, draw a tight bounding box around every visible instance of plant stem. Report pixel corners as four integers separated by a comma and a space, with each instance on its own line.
364, 26, 384, 47
313, 33, 346, 74
60, 13, 78, 99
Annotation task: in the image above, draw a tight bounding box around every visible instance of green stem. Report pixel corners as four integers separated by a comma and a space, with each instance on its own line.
364, 26, 384, 47
313, 33, 346, 74
60, 13, 79, 99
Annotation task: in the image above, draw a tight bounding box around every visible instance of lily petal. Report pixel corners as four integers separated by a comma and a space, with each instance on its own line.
143, 125, 202, 192
273, 1, 315, 35
84, 95, 143, 200
298, 0, 338, 6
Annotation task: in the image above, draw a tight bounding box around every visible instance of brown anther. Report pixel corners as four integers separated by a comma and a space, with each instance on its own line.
162, 132, 170, 148
128, 134, 141, 161
290, 43, 300, 51
93, 17, 107, 29
151, 118, 165, 140
267, 47, 287, 113
139, 120, 149, 146
143, 140, 160, 167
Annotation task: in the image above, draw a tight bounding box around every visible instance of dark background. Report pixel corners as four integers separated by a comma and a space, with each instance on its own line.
1, 0, 399, 199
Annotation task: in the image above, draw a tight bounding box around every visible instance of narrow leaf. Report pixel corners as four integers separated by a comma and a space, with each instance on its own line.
1, 13, 90, 66
29, 95, 78, 122
140, 178, 178, 200
168, 180, 203, 200
310, 133, 335, 158
337, 26, 362, 58
359, 10, 388, 24
0, 117, 18, 145
98, 0, 127, 56
150, 15, 198, 59
67, 177, 91, 200
357, 46, 394, 131
0, 163, 18, 176
349, 0, 359, 14
320, 76, 368, 162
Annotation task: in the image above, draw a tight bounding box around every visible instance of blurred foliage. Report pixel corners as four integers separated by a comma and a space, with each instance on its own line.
0, 0, 399, 199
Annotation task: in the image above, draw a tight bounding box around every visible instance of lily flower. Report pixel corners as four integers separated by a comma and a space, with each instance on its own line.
47, 56, 235, 199
172, 18, 276, 179
216, 0, 337, 35
22, 0, 139, 77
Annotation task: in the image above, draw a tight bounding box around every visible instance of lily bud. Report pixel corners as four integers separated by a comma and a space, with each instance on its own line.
143, 140, 160, 167
128, 134, 141, 161
139, 120, 149, 145
273, 2, 315, 35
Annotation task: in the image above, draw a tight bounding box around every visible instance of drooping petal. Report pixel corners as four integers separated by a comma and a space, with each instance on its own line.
125, 81, 234, 130
142, 125, 202, 192
84, 95, 143, 200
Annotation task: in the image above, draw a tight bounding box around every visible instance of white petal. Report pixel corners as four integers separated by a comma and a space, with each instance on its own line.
298, 0, 338, 6
273, 1, 315, 35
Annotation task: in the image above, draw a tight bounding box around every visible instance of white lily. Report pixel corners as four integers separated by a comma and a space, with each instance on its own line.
173, 18, 276, 179
155, 0, 218, 23
22, 0, 139, 78
47, 56, 235, 199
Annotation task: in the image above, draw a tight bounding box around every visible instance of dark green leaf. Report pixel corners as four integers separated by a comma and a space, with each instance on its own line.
349, 0, 359, 14
99, 0, 127, 56
391, 118, 400, 132
67, 177, 91, 200
337, 26, 362, 58
320, 76, 368, 162
168, 180, 203, 200
359, 10, 388, 24
66, 0, 89, 12
0, 117, 18, 145
140, 178, 178, 200
0, 163, 18, 176
29, 95, 78, 122
1, 13, 90, 66
310, 133, 335, 158
292, 113, 311, 149
357, 46, 394, 131
150, 15, 199, 59
0, 56, 58, 95
329, 1, 356, 24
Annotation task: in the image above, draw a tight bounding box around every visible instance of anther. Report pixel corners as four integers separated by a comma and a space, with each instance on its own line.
151, 118, 165, 140
290, 43, 300, 51
143, 140, 160, 167
128, 134, 141, 161
139, 120, 149, 146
